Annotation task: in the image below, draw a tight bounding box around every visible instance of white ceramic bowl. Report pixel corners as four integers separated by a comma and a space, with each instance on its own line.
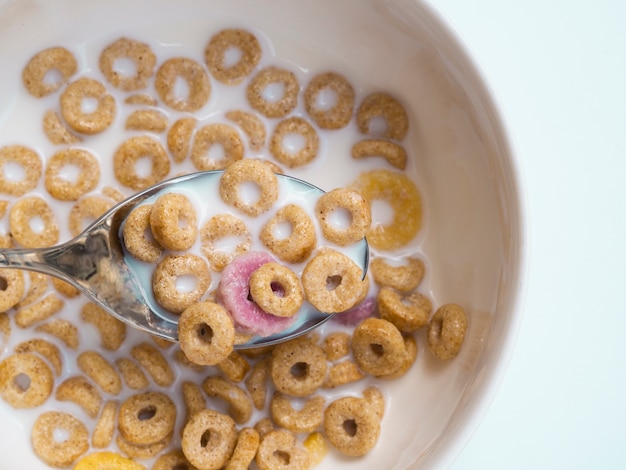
0, 0, 525, 468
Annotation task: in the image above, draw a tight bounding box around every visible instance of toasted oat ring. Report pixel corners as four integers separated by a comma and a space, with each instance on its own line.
43, 110, 82, 145
14, 293, 64, 329
249, 262, 303, 318
255, 429, 310, 470
269, 116, 319, 168
149, 192, 198, 251
167, 117, 197, 163
205, 29, 262, 85
304, 72, 355, 129
0, 145, 42, 196
22, 46, 77, 98
56, 376, 102, 418
115, 358, 149, 391
155, 57, 211, 112
113, 135, 171, 190
122, 204, 163, 263
152, 254, 211, 314
260, 204, 316, 264
77, 350, 122, 395
202, 376, 253, 424
226, 427, 260, 470
154, 450, 194, 470
270, 392, 325, 433
0, 353, 53, 408
179, 301, 235, 366
32, 411, 89, 467
9, 196, 59, 248
245, 356, 271, 410
68, 196, 113, 237
380, 335, 418, 380
351, 317, 407, 377
14, 338, 62, 376
36, 319, 79, 349
182, 381, 206, 421
182, 409, 237, 470
219, 159, 279, 217
352, 139, 408, 169
378, 287, 432, 332
92, 401, 118, 448
301, 249, 368, 313
370, 256, 425, 292
130, 342, 175, 387
323, 396, 381, 457
226, 110, 266, 151
247, 66, 299, 118
99, 37, 157, 91
323, 359, 366, 389
118, 392, 176, 445
428, 303, 468, 360
44, 148, 100, 201
316, 188, 371, 246
270, 337, 327, 397
116, 433, 172, 460
351, 169, 422, 250
125, 109, 169, 132
201, 213, 251, 272
0, 269, 25, 312
356, 92, 409, 140
60, 77, 116, 135
190, 123, 244, 171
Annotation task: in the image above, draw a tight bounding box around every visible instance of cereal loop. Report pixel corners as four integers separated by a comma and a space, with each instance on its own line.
43, 110, 82, 145
56, 376, 102, 418
77, 350, 122, 395
32, 411, 89, 467
247, 66, 299, 118
122, 204, 163, 263
81, 302, 126, 350
60, 77, 116, 135
201, 213, 251, 272
0, 353, 53, 408
118, 391, 177, 445
149, 192, 198, 251
45, 148, 100, 201
113, 135, 171, 190
225, 427, 260, 470
125, 109, 168, 132
130, 342, 175, 387
153, 450, 193, 470
205, 29, 262, 85
270, 392, 325, 433
182, 409, 237, 470
22, 47, 77, 97
270, 337, 327, 397
304, 72, 355, 129
178, 301, 235, 366
0, 145, 42, 196
249, 262, 303, 317
269, 116, 319, 168
167, 117, 196, 163
99, 37, 157, 91
14, 338, 62, 376
226, 110, 266, 151
202, 376, 253, 424
356, 91, 409, 140
370, 256, 425, 292
351, 317, 407, 377
427, 303, 468, 360
36, 319, 79, 349
190, 123, 244, 171
152, 254, 211, 314
92, 401, 118, 449
260, 204, 317, 264
378, 287, 432, 332
10, 196, 59, 248
323, 396, 381, 456
256, 429, 310, 470
155, 57, 211, 112
316, 188, 371, 246
352, 139, 407, 169
219, 159, 279, 217
68, 196, 113, 237
0, 269, 25, 312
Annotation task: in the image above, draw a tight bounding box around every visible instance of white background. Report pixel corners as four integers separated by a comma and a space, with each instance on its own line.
429, 1, 626, 468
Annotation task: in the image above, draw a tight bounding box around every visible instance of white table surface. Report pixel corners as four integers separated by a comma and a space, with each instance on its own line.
428, 1, 626, 468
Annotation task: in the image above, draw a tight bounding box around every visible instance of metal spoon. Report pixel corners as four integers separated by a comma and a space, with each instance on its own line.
0, 171, 369, 349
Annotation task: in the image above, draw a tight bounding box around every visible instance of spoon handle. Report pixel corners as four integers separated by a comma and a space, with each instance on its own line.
0, 247, 66, 278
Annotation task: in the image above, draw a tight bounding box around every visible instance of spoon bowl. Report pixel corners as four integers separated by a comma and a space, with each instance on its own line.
0, 171, 369, 347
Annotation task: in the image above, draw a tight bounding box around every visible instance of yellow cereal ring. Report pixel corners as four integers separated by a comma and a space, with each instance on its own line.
352, 138, 408, 169
219, 159, 279, 217
22, 46, 77, 97
75, 451, 146, 470
378, 287, 432, 332
113, 135, 171, 190
270, 337, 326, 397
56, 375, 102, 418
152, 254, 211, 314
260, 204, 317, 264
99, 37, 157, 91
351, 169, 422, 250
155, 57, 211, 112
60, 77, 116, 135
249, 262, 303, 317
31, 411, 88, 467
304, 71, 355, 129
118, 391, 176, 445
316, 188, 371, 246
356, 91, 409, 140
0, 145, 42, 196
0, 353, 54, 408
182, 409, 237, 470
190, 123, 244, 171
149, 192, 198, 251
44, 148, 100, 201
427, 303, 468, 360
247, 66, 299, 118
9, 196, 59, 248
122, 204, 163, 263
303, 431, 329, 467
269, 116, 319, 168
205, 29, 262, 85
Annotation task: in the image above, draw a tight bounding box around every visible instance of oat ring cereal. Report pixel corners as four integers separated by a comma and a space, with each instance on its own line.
22, 46, 77, 98
44, 148, 100, 201
270, 392, 325, 433
351, 138, 408, 169
0, 269, 25, 312
377, 287, 432, 333
351, 169, 422, 250
255, 429, 310, 470
113, 135, 171, 190
219, 159, 279, 217
122, 204, 163, 263
202, 376, 253, 424
427, 303, 468, 360
68, 195, 114, 237
249, 262, 304, 318
60, 77, 116, 135
118, 392, 177, 445
0, 353, 54, 408
247, 66, 299, 118
149, 192, 198, 251
370, 256, 425, 292
178, 301, 235, 366
260, 203, 317, 264
356, 91, 409, 141
352, 317, 407, 377
152, 254, 212, 314
155, 57, 211, 112
316, 187, 371, 246
31, 411, 89, 467
9, 196, 59, 248
301, 249, 368, 313
190, 123, 244, 171
99, 37, 157, 91
0, 145, 42, 196
205, 28, 262, 85
304, 71, 355, 129
182, 409, 237, 470
201, 213, 251, 272
323, 396, 381, 457
269, 116, 320, 168
270, 337, 327, 397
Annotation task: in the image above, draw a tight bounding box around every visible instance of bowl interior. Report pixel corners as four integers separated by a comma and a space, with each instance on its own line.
0, 0, 524, 468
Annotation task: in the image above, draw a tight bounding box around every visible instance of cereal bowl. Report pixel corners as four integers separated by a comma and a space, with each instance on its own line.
0, 0, 525, 468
